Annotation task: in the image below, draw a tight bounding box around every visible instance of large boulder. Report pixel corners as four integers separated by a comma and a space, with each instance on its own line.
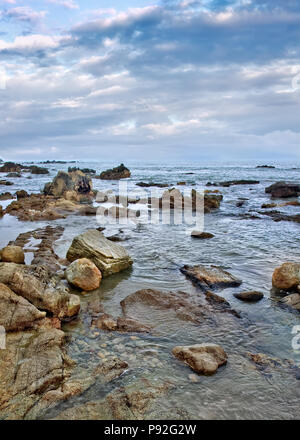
272, 262, 300, 292
265, 182, 300, 198
43, 170, 93, 201
99, 164, 131, 180
0, 162, 22, 173
1, 246, 25, 264
65, 258, 102, 291
0, 283, 46, 331
181, 265, 242, 291
66, 229, 133, 277
172, 343, 227, 375
0, 263, 80, 319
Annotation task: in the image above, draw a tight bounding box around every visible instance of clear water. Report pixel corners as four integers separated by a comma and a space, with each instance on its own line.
0, 161, 299, 419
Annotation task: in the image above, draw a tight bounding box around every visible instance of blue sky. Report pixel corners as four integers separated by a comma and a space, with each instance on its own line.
0, 0, 300, 161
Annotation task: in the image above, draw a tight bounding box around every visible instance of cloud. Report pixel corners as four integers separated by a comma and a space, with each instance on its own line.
47, 0, 79, 10
1, 6, 47, 24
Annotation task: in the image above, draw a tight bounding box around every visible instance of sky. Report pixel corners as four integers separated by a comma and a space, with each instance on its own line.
0, 0, 300, 162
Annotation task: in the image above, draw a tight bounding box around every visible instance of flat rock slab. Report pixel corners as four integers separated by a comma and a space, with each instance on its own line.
67, 229, 133, 278
181, 265, 242, 291
172, 343, 227, 375
234, 291, 264, 302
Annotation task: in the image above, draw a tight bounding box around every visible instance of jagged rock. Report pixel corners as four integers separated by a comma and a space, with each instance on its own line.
0, 283, 46, 331
181, 265, 242, 291
1, 246, 25, 264
0, 192, 14, 201
234, 291, 264, 302
191, 231, 214, 239
272, 262, 300, 292
0, 162, 22, 173
265, 182, 300, 198
66, 229, 133, 277
16, 190, 29, 199
65, 258, 102, 291
172, 343, 227, 375
0, 263, 80, 319
99, 164, 131, 180
259, 210, 300, 223
43, 170, 93, 201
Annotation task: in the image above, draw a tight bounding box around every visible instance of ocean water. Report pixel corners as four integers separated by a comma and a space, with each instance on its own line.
0, 161, 300, 419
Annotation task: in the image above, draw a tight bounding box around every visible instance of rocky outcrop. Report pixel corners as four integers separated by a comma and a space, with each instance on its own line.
0, 283, 46, 331
0, 192, 14, 201
0, 180, 13, 186
206, 180, 260, 187
0, 162, 22, 173
191, 231, 214, 239
0, 246, 25, 264
181, 265, 242, 291
0, 206, 3, 217
172, 344, 227, 375
16, 190, 29, 200
66, 229, 133, 277
43, 170, 93, 201
29, 165, 49, 175
0, 263, 80, 319
234, 291, 264, 302
265, 182, 300, 198
257, 165, 275, 169
272, 263, 300, 292
99, 164, 131, 180
136, 182, 169, 188
65, 258, 102, 291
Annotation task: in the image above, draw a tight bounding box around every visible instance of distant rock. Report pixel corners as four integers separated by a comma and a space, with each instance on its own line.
68, 167, 96, 174
1, 246, 25, 264
206, 180, 260, 187
181, 264, 242, 291
172, 344, 227, 375
0, 192, 14, 201
66, 229, 133, 277
191, 231, 214, 239
0, 180, 13, 186
265, 181, 300, 198
0, 206, 3, 217
0, 162, 22, 173
99, 163, 131, 180
136, 182, 169, 188
6, 172, 21, 178
257, 165, 275, 169
234, 291, 264, 302
65, 258, 102, 291
29, 165, 49, 175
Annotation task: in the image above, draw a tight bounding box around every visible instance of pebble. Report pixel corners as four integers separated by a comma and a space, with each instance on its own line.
130, 336, 139, 341
98, 352, 106, 359
188, 374, 199, 383
101, 343, 107, 348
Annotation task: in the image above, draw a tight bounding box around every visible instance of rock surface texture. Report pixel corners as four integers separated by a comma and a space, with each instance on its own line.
172, 344, 227, 375
65, 258, 102, 291
181, 265, 242, 291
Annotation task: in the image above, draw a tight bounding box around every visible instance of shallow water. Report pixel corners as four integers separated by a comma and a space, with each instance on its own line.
0, 160, 299, 419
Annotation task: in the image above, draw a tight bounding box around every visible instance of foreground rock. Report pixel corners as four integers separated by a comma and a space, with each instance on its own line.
172, 344, 227, 375
0, 246, 25, 264
44, 170, 93, 201
265, 182, 300, 198
191, 231, 214, 239
181, 265, 242, 291
0, 283, 46, 331
272, 262, 300, 292
67, 229, 133, 277
0, 263, 80, 319
65, 258, 102, 291
99, 164, 131, 180
234, 291, 264, 302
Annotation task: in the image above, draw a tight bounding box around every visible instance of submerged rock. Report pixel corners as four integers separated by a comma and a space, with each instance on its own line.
265, 182, 300, 198
66, 229, 133, 277
99, 164, 131, 180
234, 291, 264, 302
191, 231, 214, 239
181, 265, 242, 291
206, 180, 260, 187
172, 343, 227, 375
272, 262, 300, 292
1, 246, 25, 264
65, 258, 102, 291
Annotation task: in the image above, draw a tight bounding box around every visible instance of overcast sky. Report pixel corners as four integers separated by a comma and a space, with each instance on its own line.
0, 0, 300, 162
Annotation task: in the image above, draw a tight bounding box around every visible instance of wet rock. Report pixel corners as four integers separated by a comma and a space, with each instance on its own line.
246, 352, 300, 378
206, 180, 260, 187
272, 262, 300, 292
0, 282, 46, 331
0, 206, 3, 217
181, 265, 242, 291
265, 182, 300, 198
281, 293, 300, 311
0, 180, 13, 186
191, 231, 214, 239
43, 170, 93, 200
78, 206, 97, 216
172, 343, 227, 375
261, 203, 277, 209
257, 165, 275, 169
0, 162, 22, 173
16, 190, 29, 200
0, 263, 80, 319
234, 291, 264, 302
99, 164, 131, 180
136, 182, 169, 188
65, 258, 102, 291
0, 192, 14, 201
29, 165, 49, 175
66, 229, 133, 277
6, 172, 21, 178
1, 246, 25, 264
259, 210, 300, 223
68, 167, 96, 174
202, 192, 223, 212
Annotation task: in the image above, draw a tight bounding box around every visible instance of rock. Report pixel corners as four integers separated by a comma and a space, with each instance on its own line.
43, 170, 93, 200
202, 192, 223, 212
265, 182, 300, 198
66, 229, 133, 277
29, 165, 49, 175
191, 231, 214, 239
281, 293, 300, 311
0, 162, 22, 173
0, 180, 13, 186
65, 258, 102, 291
0, 206, 3, 217
181, 265, 242, 291
99, 164, 131, 180
259, 210, 300, 223
234, 291, 264, 302
136, 182, 169, 188
0, 263, 80, 319
257, 165, 275, 168
261, 203, 277, 209
1, 246, 25, 264
272, 262, 300, 292
6, 172, 21, 178
68, 167, 96, 174
206, 180, 260, 187
0, 192, 14, 200
0, 283, 46, 331
172, 344, 227, 375
93, 311, 151, 333
16, 190, 29, 199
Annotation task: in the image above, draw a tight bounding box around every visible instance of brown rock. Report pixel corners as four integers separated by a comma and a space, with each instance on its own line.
234, 291, 264, 302
172, 343, 227, 375
191, 231, 214, 239
181, 264, 242, 291
281, 293, 300, 311
265, 181, 300, 198
43, 170, 93, 200
1, 246, 25, 264
99, 164, 131, 180
65, 258, 102, 291
16, 190, 29, 200
272, 262, 300, 292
